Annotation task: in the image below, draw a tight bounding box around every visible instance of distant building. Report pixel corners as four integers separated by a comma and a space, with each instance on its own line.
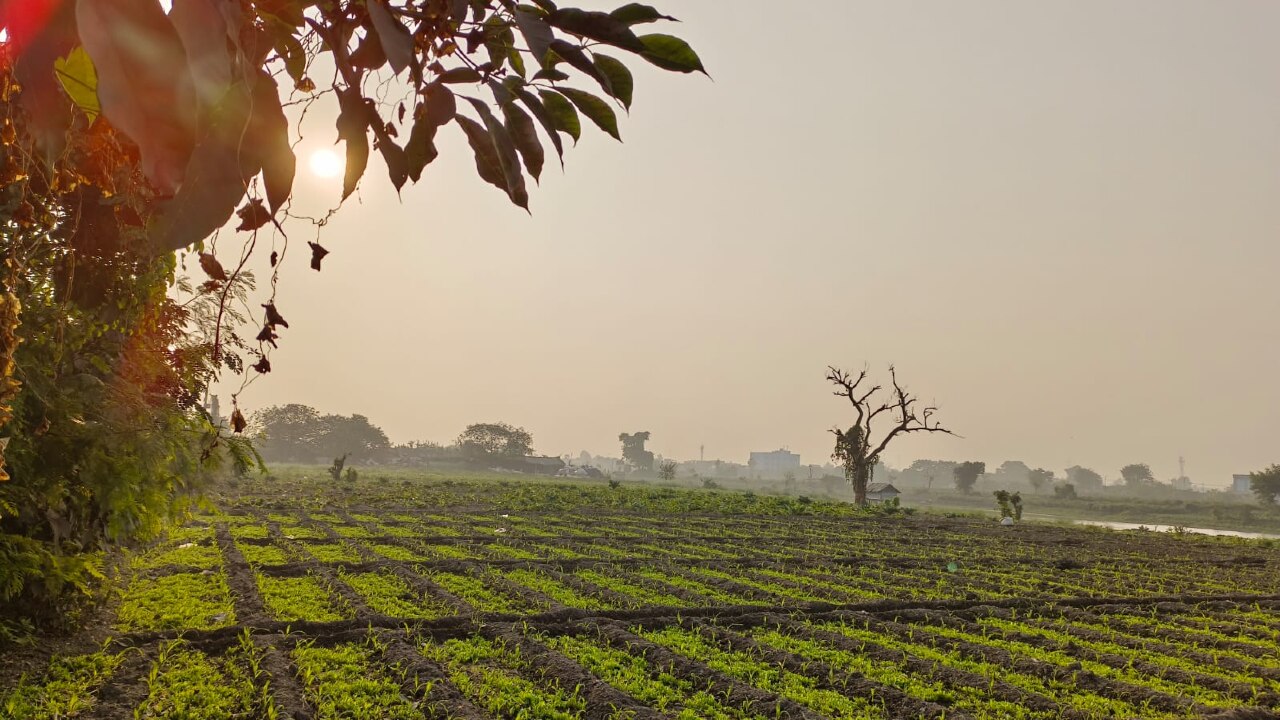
1233, 474, 1253, 494
748, 449, 801, 479
866, 483, 901, 503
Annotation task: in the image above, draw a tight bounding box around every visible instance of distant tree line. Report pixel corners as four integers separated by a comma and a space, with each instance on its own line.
250, 406, 543, 469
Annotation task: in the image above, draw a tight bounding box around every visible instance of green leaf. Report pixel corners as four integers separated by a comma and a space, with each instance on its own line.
437, 67, 483, 84
502, 102, 543, 182
592, 54, 633, 110
532, 67, 570, 82
456, 114, 526, 209
366, 0, 415, 76
405, 111, 440, 183
464, 99, 528, 209
638, 33, 705, 74
537, 89, 581, 143
54, 46, 100, 122
610, 3, 677, 25
379, 139, 409, 191
248, 71, 295, 214
556, 87, 619, 141
273, 31, 308, 88
548, 39, 609, 92
514, 87, 564, 163
336, 90, 373, 200
513, 8, 554, 67
545, 9, 644, 52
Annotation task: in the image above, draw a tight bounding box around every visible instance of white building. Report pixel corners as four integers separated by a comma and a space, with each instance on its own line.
1233, 474, 1252, 494
748, 449, 801, 479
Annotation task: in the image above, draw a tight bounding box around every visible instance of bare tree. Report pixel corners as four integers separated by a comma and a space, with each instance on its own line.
828, 365, 956, 506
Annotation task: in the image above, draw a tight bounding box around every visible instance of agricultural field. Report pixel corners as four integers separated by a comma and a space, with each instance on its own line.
3, 475, 1278, 719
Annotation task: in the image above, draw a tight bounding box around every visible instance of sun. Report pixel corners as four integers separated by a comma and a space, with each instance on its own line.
308, 148, 344, 178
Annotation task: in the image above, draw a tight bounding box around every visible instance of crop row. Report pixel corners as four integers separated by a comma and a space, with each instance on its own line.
9, 597, 1280, 720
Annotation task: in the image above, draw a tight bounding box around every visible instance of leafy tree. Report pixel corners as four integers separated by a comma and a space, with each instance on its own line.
1065, 465, 1103, 492
993, 490, 1013, 519
319, 414, 390, 461
619, 431, 654, 472
993, 460, 1030, 485
457, 422, 533, 459
1250, 465, 1280, 507
902, 459, 959, 491
252, 404, 325, 463
952, 461, 985, 494
251, 405, 389, 462
1120, 463, 1155, 488
1028, 468, 1055, 492
0, 0, 700, 629
1054, 482, 1078, 500
658, 459, 677, 482
827, 366, 955, 506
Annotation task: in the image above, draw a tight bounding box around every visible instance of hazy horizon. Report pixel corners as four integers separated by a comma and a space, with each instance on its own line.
212, 0, 1280, 489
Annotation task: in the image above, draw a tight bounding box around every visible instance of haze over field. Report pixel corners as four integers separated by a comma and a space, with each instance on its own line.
216, 1, 1280, 486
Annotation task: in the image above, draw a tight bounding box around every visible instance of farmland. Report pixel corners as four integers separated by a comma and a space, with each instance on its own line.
3, 474, 1278, 719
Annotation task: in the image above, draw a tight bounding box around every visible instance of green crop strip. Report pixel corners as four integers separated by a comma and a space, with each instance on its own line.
633, 569, 757, 606
257, 574, 347, 623
977, 616, 1262, 704
118, 573, 236, 631
369, 543, 427, 561
422, 543, 477, 560
502, 569, 614, 610
485, 543, 542, 560
425, 571, 535, 615
293, 642, 419, 720
136, 639, 263, 719
166, 526, 215, 545
684, 567, 825, 603
819, 621, 1142, 718
132, 543, 223, 571
230, 525, 270, 540
639, 626, 887, 719
749, 627, 1043, 719
279, 525, 327, 540
574, 569, 687, 608
422, 635, 585, 720
331, 525, 377, 539
238, 543, 290, 567
339, 570, 448, 620
304, 543, 364, 564
546, 633, 759, 719
1, 649, 124, 720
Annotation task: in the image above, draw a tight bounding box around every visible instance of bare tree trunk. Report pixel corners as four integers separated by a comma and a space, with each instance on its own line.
848, 460, 871, 506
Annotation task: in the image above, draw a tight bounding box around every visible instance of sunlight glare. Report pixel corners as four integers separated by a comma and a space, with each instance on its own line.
309, 149, 344, 179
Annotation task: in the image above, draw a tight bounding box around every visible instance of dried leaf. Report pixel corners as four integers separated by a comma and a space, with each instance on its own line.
235, 198, 272, 231
262, 303, 288, 328
231, 408, 247, 433
308, 241, 329, 271
199, 252, 229, 282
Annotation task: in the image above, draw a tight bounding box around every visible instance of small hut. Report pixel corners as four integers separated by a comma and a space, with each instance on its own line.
865, 483, 901, 504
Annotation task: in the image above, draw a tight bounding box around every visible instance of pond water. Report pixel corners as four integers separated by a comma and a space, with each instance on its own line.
1073, 520, 1280, 540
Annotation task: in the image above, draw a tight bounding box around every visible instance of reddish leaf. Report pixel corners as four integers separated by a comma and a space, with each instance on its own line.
77, 0, 198, 194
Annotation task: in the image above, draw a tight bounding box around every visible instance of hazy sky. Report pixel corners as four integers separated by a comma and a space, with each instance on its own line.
213, 1, 1280, 487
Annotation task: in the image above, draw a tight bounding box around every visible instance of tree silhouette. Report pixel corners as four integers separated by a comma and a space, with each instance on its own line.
827, 365, 955, 506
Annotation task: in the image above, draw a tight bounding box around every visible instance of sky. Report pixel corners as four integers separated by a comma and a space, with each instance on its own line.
212, 0, 1280, 487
